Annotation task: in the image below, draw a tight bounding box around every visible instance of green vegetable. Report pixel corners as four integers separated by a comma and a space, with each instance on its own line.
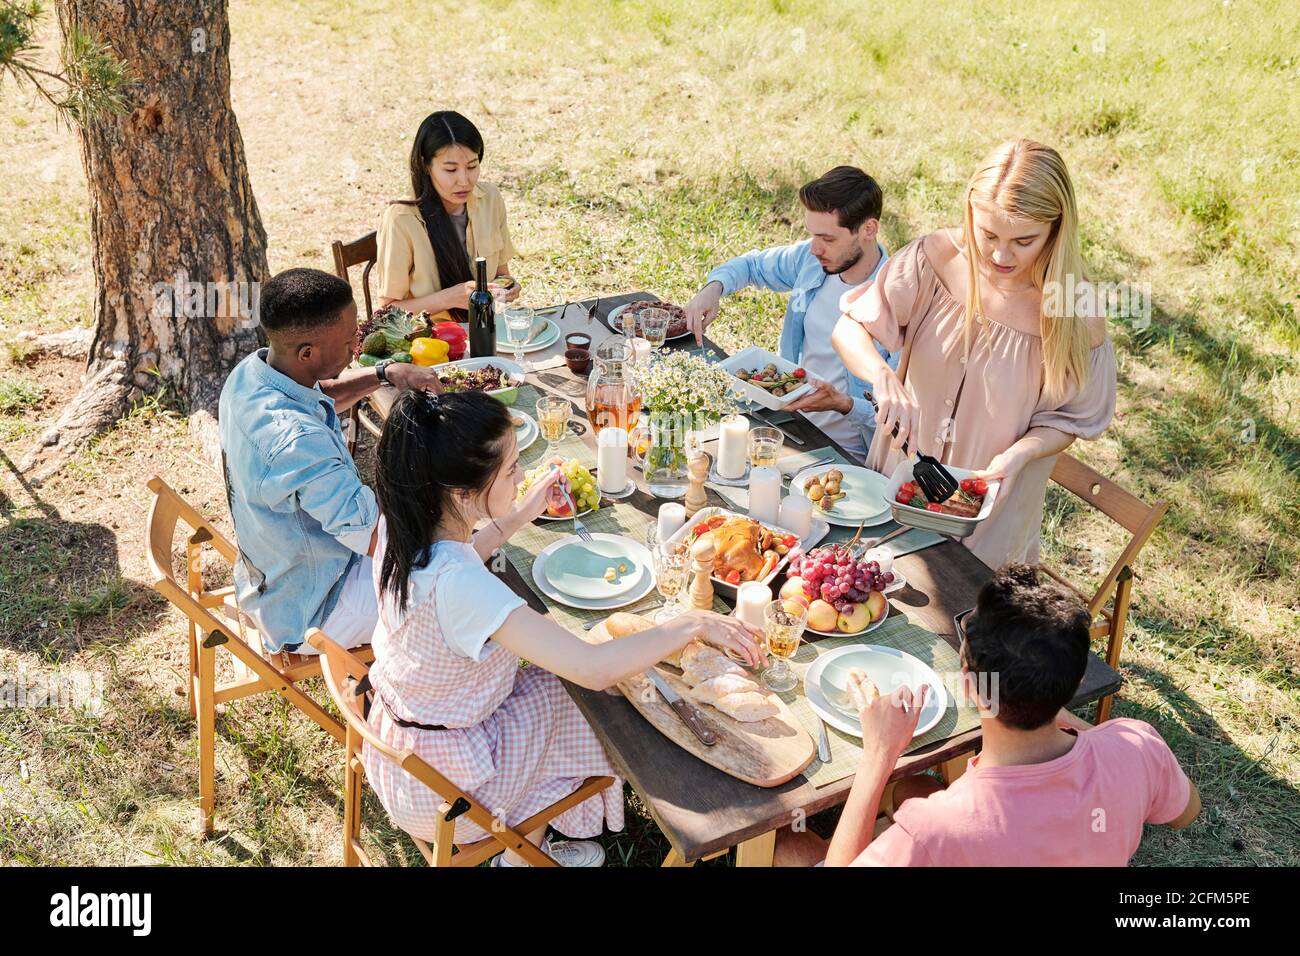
357, 353, 380, 367
390, 351, 412, 363
909, 493, 926, 508
361, 331, 389, 357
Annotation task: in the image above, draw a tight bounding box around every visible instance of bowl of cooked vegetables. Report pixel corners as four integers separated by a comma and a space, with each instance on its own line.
884, 460, 1001, 538
717, 346, 813, 410
434, 357, 525, 405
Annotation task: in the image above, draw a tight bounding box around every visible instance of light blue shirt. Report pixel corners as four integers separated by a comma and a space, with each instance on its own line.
706, 239, 898, 455
218, 349, 378, 651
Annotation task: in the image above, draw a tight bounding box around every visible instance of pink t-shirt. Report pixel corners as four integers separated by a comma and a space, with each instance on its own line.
853, 719, 1190, 867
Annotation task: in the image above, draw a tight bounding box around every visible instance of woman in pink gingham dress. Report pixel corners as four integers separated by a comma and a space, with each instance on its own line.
361, 390, 765, 866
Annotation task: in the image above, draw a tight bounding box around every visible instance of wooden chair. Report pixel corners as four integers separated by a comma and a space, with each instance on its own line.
143, 475, 373, 833
306, 627, 616, 867
1039, 453, 1168, 724
331, 231, 384, 453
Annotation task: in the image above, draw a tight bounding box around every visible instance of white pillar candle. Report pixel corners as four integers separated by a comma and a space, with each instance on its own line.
716, 414, 750, 480
735, 581, 771, 628
863, 547, 893, 574
597, 426, 628, 494
747, 466, 782, 525
630, 336, 652, 366
657, 501, 686, 543
779, 494, 813, 540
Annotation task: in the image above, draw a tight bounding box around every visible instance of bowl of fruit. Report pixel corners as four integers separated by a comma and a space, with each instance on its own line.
885, 460, 1001, 538
517, 457, 601, 521
779, 543, 896, 636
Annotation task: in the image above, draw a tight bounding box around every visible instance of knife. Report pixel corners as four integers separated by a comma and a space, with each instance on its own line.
816, 717, 831, 763
643, 668, 718, 747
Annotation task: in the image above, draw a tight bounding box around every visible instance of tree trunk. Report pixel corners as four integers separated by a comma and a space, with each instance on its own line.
24, 0, 266, 476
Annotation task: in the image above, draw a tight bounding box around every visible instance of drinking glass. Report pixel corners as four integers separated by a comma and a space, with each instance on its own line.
621, 305, 639, 340
748, 426, 783, 470
652, 545, 689, 623
761, 599, 806, 692
503, 305, 535, 369
640, 308, 670, 354
536, 396, 570, 456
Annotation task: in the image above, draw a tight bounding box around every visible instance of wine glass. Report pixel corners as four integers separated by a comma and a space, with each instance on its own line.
640, 308, 670, 355
761, 599, 806, 692
652, 545, 689, 623
536, 395, 570, 457
503, 305, 535, 370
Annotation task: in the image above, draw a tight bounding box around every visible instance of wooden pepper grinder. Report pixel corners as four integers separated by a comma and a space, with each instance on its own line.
684, 452, 710, 521
689, 534, 716, 610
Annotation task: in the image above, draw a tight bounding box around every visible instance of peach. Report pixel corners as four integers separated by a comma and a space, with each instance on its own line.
837, 602, 872, 633
866, 590, 888, 622
806, 599, 839, 632
780, 577, 810, 607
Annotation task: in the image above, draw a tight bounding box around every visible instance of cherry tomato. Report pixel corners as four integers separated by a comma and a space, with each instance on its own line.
926, 503, 945, 512
692, 522, 711, 537
725, 569, 741, 585
793, 367, 806, 379
782, 534, 798, 548
895, 490, 913, 504
959, 478, 974, 493
972, 478, 989, 497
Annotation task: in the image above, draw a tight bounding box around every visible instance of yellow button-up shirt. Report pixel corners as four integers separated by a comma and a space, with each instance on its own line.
375, 180, 517, 305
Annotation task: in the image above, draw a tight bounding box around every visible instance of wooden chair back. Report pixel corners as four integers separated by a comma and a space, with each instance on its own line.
1043, 453, 1168, 722
308, 627, 614, 867
331, 231, 379, 321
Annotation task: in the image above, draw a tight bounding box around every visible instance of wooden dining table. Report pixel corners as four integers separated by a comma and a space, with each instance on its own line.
367, 292, 1123, 866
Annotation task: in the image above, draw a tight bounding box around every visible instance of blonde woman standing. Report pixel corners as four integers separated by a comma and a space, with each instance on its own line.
832, 140, 1116, 568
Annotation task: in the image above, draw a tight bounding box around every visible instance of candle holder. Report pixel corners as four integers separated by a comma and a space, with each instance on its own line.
707, 458, 750, 487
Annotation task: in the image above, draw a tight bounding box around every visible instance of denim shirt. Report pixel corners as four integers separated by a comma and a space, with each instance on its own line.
707, 239, 899, 452
218, 349, 378, 651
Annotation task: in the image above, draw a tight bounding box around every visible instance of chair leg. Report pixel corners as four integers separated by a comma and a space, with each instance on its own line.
734, 830, 776, 867
432, 813, 456, 867
343, 732, 362, 867
1095, 570, 1133, 725
186, 621, 199, 721
197, 634, 217, 835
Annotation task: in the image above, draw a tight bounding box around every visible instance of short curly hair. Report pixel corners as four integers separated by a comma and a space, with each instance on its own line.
960, 562, 1091, 730
257, 268, 354, 335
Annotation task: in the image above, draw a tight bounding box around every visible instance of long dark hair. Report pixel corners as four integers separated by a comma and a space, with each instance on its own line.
376, 390, 513, 612
394, 110, 485, 320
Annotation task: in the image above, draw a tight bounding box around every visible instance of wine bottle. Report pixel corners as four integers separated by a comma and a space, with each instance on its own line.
468, 256, 496, 358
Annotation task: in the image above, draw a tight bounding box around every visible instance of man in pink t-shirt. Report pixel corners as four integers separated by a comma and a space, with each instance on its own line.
823, 563, 1200, 867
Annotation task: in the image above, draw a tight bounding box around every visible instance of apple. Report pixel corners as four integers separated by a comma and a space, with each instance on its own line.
837, 602, 872, 633
806, 599, 838, 632
866, 590, 888, 622
780, 577, 810, 608
782, 599, 808, 619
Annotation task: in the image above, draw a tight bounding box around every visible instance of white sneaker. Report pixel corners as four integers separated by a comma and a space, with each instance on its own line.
490, 838, 606, 868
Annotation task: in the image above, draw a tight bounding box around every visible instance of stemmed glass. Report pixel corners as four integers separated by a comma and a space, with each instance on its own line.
536, 396, 570, 457
503, 305, 535, 370
640, 308, 670, 356
652, 544, 689, 623
761, 599, 806, 692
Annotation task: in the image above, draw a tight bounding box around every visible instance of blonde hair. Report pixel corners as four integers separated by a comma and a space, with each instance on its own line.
962, 139, 1090, 402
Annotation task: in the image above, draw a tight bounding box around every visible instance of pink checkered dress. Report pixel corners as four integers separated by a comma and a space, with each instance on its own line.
360, 540, 624, 845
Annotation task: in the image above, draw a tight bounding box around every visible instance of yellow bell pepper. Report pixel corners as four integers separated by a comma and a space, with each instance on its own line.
409, 336, 450, 366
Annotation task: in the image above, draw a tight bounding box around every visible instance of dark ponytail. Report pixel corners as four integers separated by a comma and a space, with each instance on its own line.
393, 110, 485, 320
375, 390, 512, 612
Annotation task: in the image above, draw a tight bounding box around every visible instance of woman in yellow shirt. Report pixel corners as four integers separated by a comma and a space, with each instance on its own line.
376, 111, 519, 320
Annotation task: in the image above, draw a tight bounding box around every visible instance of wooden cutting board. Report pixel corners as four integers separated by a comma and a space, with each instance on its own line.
586, 621, 815, 788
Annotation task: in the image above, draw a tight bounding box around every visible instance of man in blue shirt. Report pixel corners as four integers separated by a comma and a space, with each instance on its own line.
684, 166, 896, 461
218, 268, 441, 653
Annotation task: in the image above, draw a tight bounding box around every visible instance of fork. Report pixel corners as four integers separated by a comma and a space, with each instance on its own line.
552, 465, 594, 541
585, 297, 602, 326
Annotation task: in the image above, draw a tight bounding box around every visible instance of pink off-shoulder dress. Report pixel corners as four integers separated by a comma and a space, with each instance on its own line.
840, 234, 1117, 569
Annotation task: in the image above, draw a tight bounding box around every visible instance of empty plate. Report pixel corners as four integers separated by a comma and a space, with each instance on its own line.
543, 538, 645, 600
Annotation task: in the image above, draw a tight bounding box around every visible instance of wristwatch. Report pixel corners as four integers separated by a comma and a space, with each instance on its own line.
374, 358, 395, 386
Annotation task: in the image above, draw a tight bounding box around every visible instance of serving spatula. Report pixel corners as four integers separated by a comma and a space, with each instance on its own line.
865, 392, 960, 504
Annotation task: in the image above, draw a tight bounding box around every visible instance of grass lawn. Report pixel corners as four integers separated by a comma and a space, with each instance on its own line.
0, 0, 1296, 866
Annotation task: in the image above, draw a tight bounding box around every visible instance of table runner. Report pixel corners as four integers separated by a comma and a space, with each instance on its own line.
777, 613, 982, 787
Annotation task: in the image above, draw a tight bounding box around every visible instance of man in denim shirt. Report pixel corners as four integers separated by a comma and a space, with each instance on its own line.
684, 166, 897, 461
219, 268, 441, 653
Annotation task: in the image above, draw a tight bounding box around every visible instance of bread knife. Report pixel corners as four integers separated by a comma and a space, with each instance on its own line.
643, 668, 718, 747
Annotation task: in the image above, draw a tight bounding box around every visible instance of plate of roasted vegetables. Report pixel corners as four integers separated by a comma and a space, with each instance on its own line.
717, 347, 813, 410
884, 461, 1001, 538
354, 304, 468, 368
664, 507, 827, 597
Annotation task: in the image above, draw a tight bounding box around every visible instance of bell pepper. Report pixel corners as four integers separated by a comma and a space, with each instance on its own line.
409, 336, 450, 366
431, 321, 469, 361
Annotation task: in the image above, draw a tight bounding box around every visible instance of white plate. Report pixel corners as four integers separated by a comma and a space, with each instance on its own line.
665, 506, 828, 599
512, 411, 538, 452
543, 538, 646, 600
884, 461, 1002, 539
789, 465, 892, 527
606, 302, 693, 342
716, 346, 813, 410
532, 534, 657, 611
804, 644, 949, 739
496, 317, 560, 354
